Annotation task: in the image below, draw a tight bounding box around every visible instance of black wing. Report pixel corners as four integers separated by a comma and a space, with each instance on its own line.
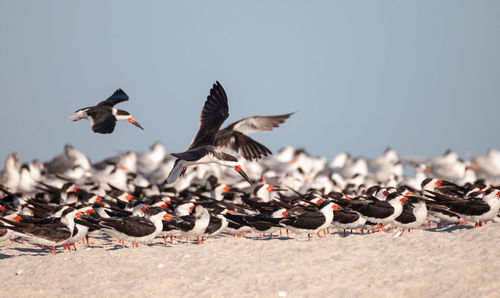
100, 217, 156, 237
174, 215, 197, 232
97, 89, 129, 107
352, 201, 395, 218
188, 81, 229, 149
171, 147, 210, 161
214, 131, 272, 160
333, 210, 361, 224
224, 213, 248, 226
87, 109, 117, 134
244, 216, 283, 231
280, 211, 326, 230
446, 201, 490, 216
204, 216, 222, 234
393, 205, 416, 224
3, 221, 71, 242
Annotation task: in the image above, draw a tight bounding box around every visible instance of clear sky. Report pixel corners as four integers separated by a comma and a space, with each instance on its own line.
0, 1, 499, 164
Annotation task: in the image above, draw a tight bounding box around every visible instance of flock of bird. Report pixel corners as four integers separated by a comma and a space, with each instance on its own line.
1, 81, 500, 255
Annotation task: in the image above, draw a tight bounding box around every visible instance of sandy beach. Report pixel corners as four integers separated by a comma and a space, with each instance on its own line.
1, 223, 499, 298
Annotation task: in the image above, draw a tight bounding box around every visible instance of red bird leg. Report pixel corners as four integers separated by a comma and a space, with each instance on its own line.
73, 243, 77, 250
180, 167, 187, 177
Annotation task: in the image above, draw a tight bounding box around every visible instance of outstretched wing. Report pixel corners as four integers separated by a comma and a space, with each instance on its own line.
214, 131, 271, 160
224, 113, 293, 135
97, 89, 129, 107
188, 81, 229, 149
166, 159, 184, 184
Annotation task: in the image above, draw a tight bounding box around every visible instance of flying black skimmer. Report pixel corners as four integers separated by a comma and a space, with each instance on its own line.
67, 88, 144, 134
279, 202, 336, 240
214, 113, 293, 161
166, 81, 253, 186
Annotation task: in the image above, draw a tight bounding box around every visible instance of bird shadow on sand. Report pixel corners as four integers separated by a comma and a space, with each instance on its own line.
0, 253, 13, 259
426, 225, 474, 233
245, 236, 293, 241
8, 247, 51, 256
106, 244, 129, 251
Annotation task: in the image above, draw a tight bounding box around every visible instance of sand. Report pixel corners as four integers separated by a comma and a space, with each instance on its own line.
1, 223, 499, 298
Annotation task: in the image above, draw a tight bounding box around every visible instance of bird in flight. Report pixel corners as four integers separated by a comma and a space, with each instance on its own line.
214, 112, 293, 161
166, 81, 256, 186
67, 89, 144, 134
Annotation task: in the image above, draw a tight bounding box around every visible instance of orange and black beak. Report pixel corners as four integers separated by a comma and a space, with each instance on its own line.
128, 117, 144, 130
234, 165, 254, 187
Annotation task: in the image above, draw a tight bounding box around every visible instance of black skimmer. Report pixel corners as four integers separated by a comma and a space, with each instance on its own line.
43, 144, 91, 176
214, 112, 293, 161
470, 149, 500, 177
97, 206, 171, 247
166, 81, 253, 186
203, 207, 230, 238
173, 205, 210, 245
0, 208, 82, 254
279, 202, 336, 240
330, 205, 367, 236
435, 188, 500, 225
392, 198, 428, 233
332, 193, 408, 231
0, 152, 20, 192
224, 208, 288, 239
67, 88, 144, 134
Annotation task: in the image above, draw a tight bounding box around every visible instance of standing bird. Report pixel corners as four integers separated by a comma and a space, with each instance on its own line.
166, 81, 254, 186
67, 89, 144, 134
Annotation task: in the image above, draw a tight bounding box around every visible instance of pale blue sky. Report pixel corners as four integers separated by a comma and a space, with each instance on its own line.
1, 1, 499, 163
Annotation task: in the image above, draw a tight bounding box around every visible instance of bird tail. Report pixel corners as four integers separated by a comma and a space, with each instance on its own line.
165, 159, 184, 184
